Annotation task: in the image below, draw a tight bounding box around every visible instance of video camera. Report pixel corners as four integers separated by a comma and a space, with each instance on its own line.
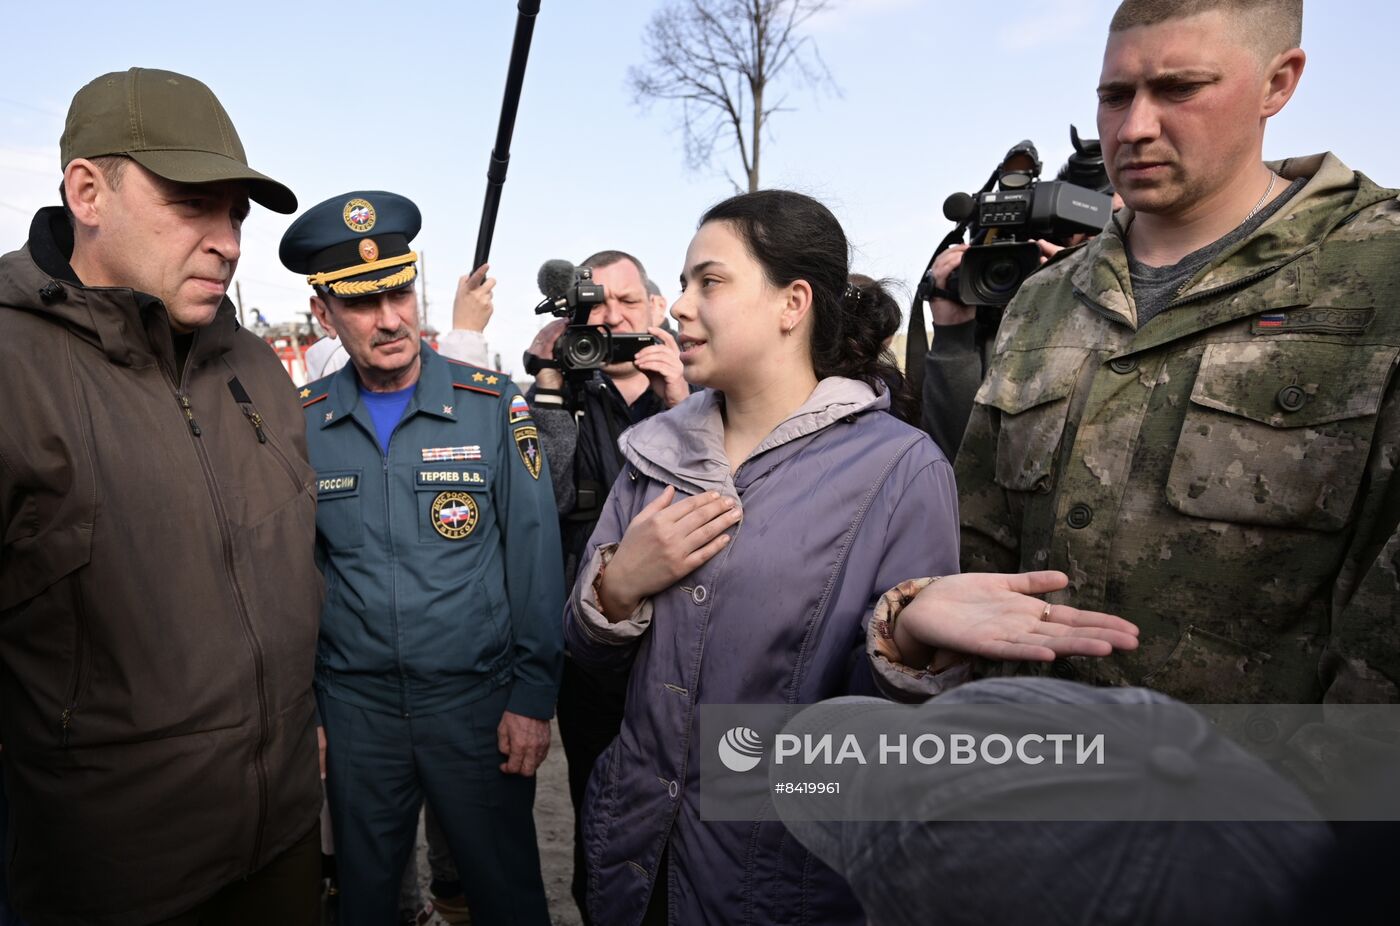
530, 259, 657, 376
943, 128, 1114, 307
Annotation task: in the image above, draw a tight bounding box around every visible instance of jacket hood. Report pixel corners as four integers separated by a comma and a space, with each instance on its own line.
618, 377, 886, 498
0, 208, 96, 336
0, 206, 237, 370
1069, 152, 1398, 328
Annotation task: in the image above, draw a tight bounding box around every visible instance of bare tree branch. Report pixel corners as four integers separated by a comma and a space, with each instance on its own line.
629, 0, 838, 192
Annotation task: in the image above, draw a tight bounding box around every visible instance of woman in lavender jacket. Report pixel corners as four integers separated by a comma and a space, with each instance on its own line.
563, 191, 1138, 926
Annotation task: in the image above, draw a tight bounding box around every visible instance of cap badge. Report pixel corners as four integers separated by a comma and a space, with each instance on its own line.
342, 198, 377, 233
358, 238, 379, 263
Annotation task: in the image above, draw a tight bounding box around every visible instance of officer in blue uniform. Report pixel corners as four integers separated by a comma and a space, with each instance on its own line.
281, 191, 563, 926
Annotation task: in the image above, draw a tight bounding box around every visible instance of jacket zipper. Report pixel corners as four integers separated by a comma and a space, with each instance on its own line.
1072, 262, 1287, 324
1165, 263, 1285, 310
242, 408, 268, 443
179, 393, 202, 436
169, 357, 273, 874
382, 452, 406, 713
239, 405, 305, 495
60, 594, 91, 747
380, 412, 415, 715
226, 378, 304, 495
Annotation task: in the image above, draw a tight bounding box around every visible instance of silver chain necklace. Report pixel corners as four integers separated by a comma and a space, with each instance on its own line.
1126, 169, 1281, 251
1246, 170, 1279, 220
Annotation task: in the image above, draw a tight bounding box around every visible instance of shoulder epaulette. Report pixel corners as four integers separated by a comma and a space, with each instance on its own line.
445, 358, 507, 397
298, 370, 338, 407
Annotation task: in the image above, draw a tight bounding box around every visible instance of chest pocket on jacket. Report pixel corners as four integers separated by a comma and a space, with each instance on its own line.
0, 497, 93, 612
415, 464, 492, 543
976, 348, 1092, 492
1165, 340, 1399, 531
316, 469, 364, 550
0, 427, 97, 611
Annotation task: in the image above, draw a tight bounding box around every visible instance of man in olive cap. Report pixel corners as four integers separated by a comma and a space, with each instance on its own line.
0, 68, 322, 925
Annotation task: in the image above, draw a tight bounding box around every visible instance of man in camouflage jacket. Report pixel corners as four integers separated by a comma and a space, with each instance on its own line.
954, 0, 1400, 704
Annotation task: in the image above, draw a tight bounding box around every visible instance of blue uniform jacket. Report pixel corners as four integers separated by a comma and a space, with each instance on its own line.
302, 345, 564, 719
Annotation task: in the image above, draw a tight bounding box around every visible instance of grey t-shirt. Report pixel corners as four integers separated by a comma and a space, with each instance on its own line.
1128, 177, 1306, 328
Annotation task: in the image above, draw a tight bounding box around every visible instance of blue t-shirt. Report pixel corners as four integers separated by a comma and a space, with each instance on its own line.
358, 383, 416, 454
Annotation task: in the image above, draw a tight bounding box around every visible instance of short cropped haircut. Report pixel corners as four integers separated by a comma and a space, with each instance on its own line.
1110, 0, 1302, 60
579, 249, 648, 283
59, 155, 128, 222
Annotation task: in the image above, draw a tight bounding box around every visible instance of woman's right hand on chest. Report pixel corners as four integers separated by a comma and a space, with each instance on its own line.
598, 486, 742, 622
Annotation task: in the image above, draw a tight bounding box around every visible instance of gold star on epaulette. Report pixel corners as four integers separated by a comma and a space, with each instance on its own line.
486, 375, 499, 385
472, 372, 485, 382
299, 388, 311, 399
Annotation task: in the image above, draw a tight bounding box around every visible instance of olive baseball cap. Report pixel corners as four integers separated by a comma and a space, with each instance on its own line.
60, 67, 296, 214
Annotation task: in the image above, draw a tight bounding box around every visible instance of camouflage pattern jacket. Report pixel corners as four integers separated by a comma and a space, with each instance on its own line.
957, 153, 1400, 704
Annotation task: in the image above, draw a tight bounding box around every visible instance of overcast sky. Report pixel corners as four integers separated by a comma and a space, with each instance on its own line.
3, 0, 1395, 374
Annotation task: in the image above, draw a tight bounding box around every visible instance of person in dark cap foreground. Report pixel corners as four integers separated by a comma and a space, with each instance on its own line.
282, 191, 564, 926
775, 678, 1336, 926
0, 68, 322, 924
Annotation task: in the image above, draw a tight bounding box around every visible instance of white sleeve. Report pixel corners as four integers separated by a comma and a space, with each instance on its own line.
436, 329, 491, 367
304, 338, 349, 380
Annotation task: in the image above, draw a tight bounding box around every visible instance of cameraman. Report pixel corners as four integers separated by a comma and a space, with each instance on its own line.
921, 240, 1057, 459
921, 154, 1120, 461
523, 249, 686, 925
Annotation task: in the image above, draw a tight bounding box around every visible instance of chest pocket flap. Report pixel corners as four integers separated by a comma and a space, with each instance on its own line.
1, 437, 96, 611
1, 502, 92, 612
316, 469, 364, 550
975, 347, 1092, 492
1166, 340, 1400, 531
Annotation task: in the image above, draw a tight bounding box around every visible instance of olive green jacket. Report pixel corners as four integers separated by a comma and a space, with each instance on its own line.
0, 209, 323, 924
957, 153, 1400, 704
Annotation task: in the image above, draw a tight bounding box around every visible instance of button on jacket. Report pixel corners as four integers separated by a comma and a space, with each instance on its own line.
303, 345, 564, 720
957, 153, 1400, 704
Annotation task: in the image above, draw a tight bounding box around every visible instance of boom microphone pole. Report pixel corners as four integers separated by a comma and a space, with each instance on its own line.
472, 0, 542, 270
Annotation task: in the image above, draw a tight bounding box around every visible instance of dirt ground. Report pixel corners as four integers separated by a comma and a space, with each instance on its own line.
401, 719, 584, 926
530, 720, 585, 925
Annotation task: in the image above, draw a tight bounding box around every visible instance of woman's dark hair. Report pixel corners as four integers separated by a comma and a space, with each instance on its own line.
700, 190, 914, 422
